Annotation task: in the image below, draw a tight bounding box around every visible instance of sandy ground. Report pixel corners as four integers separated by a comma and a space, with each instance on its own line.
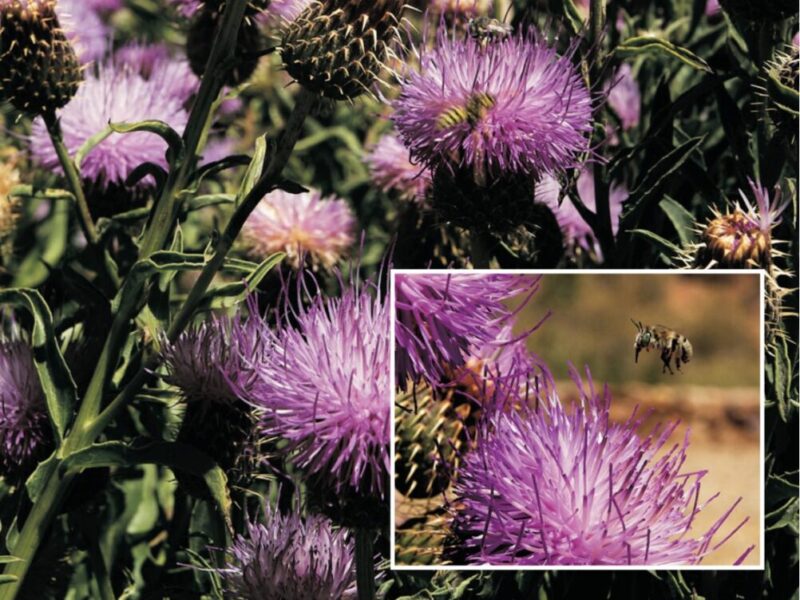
394, 381, 761, 567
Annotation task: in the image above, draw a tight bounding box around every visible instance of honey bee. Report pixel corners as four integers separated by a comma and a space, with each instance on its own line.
631, 320, 693, 375
467, 16, 513, 48
435, 91, 496, 130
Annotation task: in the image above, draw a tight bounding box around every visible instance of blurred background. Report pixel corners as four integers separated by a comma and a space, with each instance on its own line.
514, 273, 762, 565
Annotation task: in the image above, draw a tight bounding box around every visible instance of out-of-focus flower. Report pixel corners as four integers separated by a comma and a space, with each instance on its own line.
393, 24, 593, 179
536, 168, 627, 261
219, 505, 356, 599
430, 0, 491, 17
0, 152, 21, 257
394, 273, 536, 387
452, 365, 754, 566
29, 59, 192, 189
0, 336, 50, 479
705, 0, 721, 16
281, 0, 404, 100
58, 0, 111, 63
237, 284, 391, 499
114, 42, 199, 102
239, 189, 355, 269
366, 133, 432, 204
0, 0, 83, 116
605, 63, 640, 132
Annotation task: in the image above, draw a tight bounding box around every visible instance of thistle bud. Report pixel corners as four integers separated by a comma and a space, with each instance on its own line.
761, 45, 799, 137
281, 0, 404, 100
0, 0, 82, 116
699, 210, 771, 269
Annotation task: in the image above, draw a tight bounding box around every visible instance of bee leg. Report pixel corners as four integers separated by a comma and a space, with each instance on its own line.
635, 347, 641, 363
660, 349, 674, 375
675, 355, 682, 372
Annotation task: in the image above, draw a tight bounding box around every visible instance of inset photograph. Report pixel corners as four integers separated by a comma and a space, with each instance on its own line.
392, 271, 762, 568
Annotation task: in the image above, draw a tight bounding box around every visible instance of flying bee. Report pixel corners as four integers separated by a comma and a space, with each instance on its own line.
468, 16, 513, 48
631, 320, 693, 375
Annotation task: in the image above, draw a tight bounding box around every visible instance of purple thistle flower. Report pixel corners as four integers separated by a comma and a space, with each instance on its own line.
237, 284, 391, 499
706, 0, 721, 16
161, 314, 262, 408
365, 132, 432, 204
430, 0, 491, 16
113, 42, 199, 102
219, 505, 356, 599
392, 24, 593, 179
536, 167, 627, 260
0, 336, 50, 477
58, 0, 112, 63
394, 273, 538, 387
29, 58, 193, 189
169, 0, 201, 17
452, 365, 754, 566
266, 0, 313, 24
239, 189, 356, 270
605, 63, 641, 131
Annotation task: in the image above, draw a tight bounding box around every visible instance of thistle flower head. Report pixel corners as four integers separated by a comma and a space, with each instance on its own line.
281, 0, 404, 100
394, 273, 537, 387
760, 43, 799, 134
0, 335, 50, 478
162, 314, 262, 408
452, 365, 753, 566
239, 189, 356, 269
238, 283, 391, 499
392, 24, 593, 179
692, 179, 789, 269
365, 132, 432, 204
219, 505, 356, 599
536, 167, 628, 261
29, 58, 193, 189
0, 0, 83, 116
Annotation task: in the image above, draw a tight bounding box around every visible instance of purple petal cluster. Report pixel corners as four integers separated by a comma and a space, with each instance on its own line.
392, 25, 593, 178
238, 284, 391, 498
536, 167, 628, 259
220, 505, 356, 599
737, 178, 790, 234
394, 273, 537, 387
452, 365, 753, 566
0, 337, 50, 476
454, 323, 555, 407
365, 132, 432, 204
267, 0, 313, 24
162, 314, 263, 407
240, 189, 356, 269
605, 63, 641, 132
58, 0, 112, 63
29, 57, 196, 189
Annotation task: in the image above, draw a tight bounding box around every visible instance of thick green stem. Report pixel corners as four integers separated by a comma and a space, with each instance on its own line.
0, 464, 74, 600
43, 114, 99, 246
84, 87, 317, 443
354, 528, 376, 600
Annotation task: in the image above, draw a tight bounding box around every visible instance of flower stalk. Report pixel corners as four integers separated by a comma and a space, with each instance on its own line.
43, 114, 99, 246
355, 528, 376, 600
